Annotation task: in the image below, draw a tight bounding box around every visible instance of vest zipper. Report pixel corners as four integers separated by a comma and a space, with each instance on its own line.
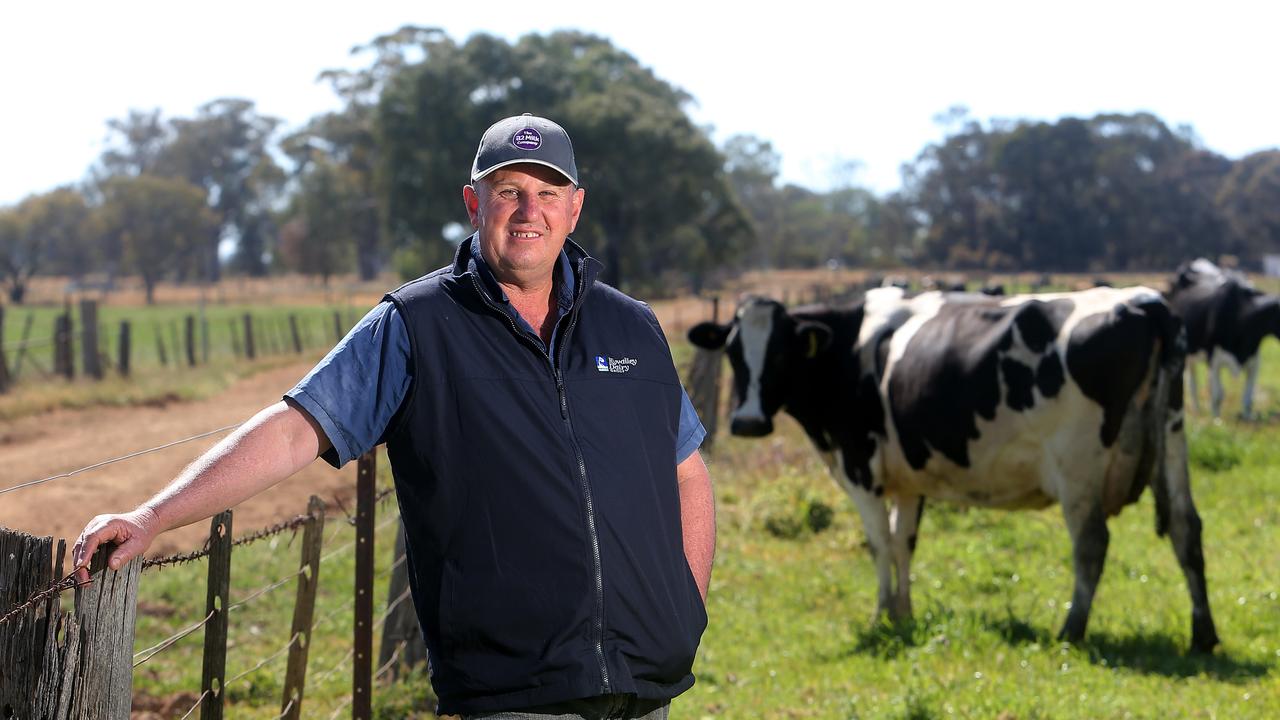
469, 273, 611, 694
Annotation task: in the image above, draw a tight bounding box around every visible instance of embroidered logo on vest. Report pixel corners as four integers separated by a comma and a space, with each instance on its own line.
595, 355, 637, 373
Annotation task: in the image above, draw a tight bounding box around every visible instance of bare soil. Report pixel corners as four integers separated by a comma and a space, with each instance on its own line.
0, 361, 360, 557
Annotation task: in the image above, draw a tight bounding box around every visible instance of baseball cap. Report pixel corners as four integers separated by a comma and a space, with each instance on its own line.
470, 113, 579, 186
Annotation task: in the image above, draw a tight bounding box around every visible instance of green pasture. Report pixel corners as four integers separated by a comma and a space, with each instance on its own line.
115, 337, 1280, 718
1, 301, 362, 379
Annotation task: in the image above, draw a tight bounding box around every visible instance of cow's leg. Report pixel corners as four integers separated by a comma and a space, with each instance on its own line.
888, 494, 924, 620
1058, 500, 1110, 643
1162, 412, 1220, 653
1240, 355, 1260, 420
1208, 353, 1226, 418
845, 485, 895, 620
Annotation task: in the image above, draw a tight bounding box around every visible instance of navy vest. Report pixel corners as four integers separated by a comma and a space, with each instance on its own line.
383, 238, 706, 715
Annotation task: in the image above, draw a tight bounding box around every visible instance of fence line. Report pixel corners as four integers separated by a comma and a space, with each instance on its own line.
1, 444, 416, 717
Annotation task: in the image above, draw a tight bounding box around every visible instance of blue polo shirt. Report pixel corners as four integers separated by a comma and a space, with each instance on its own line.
287, 244, 706, 468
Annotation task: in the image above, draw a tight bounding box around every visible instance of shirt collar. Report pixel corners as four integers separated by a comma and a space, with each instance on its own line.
468, 235, 576, 314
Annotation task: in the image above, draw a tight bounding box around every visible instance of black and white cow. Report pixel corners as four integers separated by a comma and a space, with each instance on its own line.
1166, 258, 1280, 419
690, 286, 1219, 652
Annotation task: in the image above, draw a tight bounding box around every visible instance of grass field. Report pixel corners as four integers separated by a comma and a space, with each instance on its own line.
116, 337, 1280, 719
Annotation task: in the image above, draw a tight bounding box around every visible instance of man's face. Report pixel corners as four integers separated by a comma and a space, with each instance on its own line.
464, 163, 585, 286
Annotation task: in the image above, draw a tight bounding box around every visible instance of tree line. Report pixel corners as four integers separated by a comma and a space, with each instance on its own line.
2, 27, 1278, 304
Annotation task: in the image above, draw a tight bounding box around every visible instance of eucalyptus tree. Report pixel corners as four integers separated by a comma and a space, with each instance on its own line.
375, 29, 750, 291
96, 175, 215, 304
0, 188, 89, 303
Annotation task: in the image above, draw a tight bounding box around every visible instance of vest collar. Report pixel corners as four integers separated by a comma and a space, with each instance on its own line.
451, 234, 603, 307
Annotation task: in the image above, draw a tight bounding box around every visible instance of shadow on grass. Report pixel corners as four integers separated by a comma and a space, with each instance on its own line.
820, 617, 927, 661
988, 614, 1273, 682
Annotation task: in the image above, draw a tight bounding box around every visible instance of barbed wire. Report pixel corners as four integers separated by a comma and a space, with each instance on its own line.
143, 510, 313, 570
0, 423, 242, 497
2, 489, 396, 626
0, 570, 89, 626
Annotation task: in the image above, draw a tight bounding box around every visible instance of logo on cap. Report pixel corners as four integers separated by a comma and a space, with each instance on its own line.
511, 128, 542, 150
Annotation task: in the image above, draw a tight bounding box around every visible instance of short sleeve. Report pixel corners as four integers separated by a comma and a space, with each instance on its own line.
285, 302, 411, 468
675, 387, 707, 462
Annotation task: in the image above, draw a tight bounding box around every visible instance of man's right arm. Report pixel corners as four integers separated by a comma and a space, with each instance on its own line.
72, 400, 330, 582
73, 301, 411, 582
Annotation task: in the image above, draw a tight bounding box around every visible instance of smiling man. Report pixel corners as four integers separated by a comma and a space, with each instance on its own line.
73, 114, 715, 720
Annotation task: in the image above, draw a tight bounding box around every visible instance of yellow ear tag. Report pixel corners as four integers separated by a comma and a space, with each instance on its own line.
807, 332, 819, 359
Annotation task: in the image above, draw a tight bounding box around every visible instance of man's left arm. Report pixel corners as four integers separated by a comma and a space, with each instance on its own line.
677, 450, 715, 602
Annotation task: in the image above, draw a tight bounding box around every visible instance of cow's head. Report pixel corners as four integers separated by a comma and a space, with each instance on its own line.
688, 297, 832, 437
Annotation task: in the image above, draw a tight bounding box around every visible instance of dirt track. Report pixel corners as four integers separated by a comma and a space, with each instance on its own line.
0, 362, 361, 557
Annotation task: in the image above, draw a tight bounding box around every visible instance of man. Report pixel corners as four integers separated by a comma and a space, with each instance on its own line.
73, 114, 715, 720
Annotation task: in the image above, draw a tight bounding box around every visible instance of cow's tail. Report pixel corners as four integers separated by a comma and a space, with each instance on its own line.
1136, 296, 1186, 537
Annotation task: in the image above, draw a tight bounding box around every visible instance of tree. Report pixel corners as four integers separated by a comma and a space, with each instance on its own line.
96, 108, 171, 179
0, 188, 89, 303
158, 99, 283, 279
96, 176, 215, 303
375, 29, 751, 291
1216, 150, 1280, 266
276, 158, 358, 285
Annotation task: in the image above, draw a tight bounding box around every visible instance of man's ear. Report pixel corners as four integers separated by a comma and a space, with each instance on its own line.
463, 184, 481, 228
688, 322, 731, 350
794, 321, 832, 359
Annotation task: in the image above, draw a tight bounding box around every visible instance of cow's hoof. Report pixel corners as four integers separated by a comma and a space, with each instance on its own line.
1190, 617, 1220, 655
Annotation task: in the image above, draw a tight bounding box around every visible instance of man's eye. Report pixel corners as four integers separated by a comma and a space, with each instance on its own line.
498, 189, 518, 199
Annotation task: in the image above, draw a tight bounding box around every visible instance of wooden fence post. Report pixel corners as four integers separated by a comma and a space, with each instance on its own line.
1, 527, 142, 719
0, 530, 57, 714
54, 313, 74, 379
353, 452, 376, 719
169, 321, 181, 368
229, 318, 242, 358
186, 315, 197, 367
289, 315, 303, 354
12, 311, 34, 379
333, 311, 343, 344
80, 300, 102, 380
243, 314, 256, 360
280, 497, 325, 720
200, 511, 233, 720
154, 322, 169, 367
688, 296, 723, 452
378, 523, 425, 681
0, 305, 10, 393
117, 321, 131, 377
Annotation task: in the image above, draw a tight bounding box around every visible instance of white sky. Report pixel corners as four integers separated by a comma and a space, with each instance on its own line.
2, 0, 1277, 206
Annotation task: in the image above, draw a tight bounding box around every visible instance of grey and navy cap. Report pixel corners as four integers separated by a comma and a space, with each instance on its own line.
470, 113, 579, 186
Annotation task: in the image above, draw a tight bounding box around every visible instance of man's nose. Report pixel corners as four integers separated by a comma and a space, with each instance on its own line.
514, 193, 538, 218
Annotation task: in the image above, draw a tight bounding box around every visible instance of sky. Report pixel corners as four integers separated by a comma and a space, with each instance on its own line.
2, 0, 1277, 206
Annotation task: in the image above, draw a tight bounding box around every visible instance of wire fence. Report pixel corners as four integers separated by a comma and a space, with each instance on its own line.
0, 416, 422, 720
0, 300, 363, 393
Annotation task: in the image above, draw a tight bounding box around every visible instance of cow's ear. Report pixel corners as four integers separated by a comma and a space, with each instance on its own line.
688, 322, 731, 350
794, 321, 833, 359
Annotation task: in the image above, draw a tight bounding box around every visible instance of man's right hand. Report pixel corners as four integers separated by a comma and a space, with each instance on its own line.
71, 507, 161, 583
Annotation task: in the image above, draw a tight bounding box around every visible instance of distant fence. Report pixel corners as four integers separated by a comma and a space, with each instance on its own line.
0, 300, 361, 393
0, 451, 422, 719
